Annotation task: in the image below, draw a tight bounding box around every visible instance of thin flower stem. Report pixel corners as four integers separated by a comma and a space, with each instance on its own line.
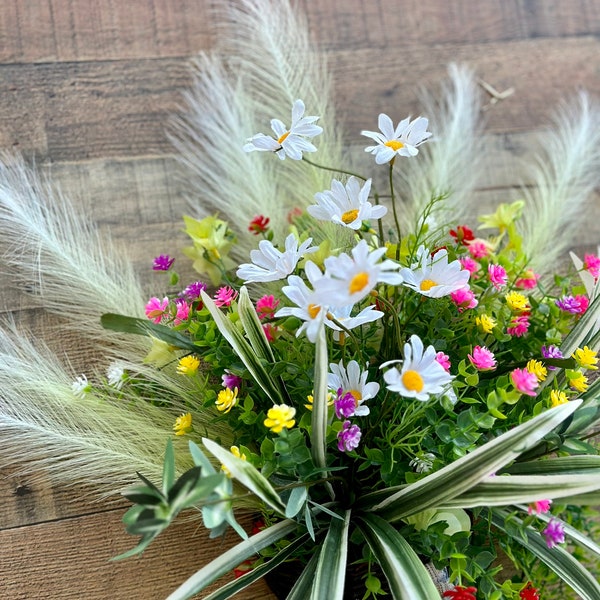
327, 315, 362, 357
372, 292, 403, 354
373, 191, 385, 243
388, 162, 402, 253
302, 156, 368, 181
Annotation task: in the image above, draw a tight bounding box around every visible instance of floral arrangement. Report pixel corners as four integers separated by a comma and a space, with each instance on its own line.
1, 2, 600, 600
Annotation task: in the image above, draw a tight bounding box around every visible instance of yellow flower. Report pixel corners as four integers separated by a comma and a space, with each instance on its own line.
264, 404, 296, 433
221, 445, 247, 477
177, 355, 200, 375
526, 359, 548, 382
216, 387, 238, 413
475, 314, 496, 334
173, 412, 193, 436
573, 346, 599, 370
304, 391, 335, 411
478, 200, 525, 231
505, 291, 529, 312
550, 390, 569, 407
568, 372, 589, 393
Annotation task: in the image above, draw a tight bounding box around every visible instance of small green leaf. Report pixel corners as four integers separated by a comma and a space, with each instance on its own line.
162, 439, 176, 495
285, 485, 308, 518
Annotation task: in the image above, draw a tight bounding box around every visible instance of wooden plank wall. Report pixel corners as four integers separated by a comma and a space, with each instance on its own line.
1, 1, 599, 598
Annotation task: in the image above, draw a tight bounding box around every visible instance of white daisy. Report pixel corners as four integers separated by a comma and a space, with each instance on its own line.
314, 240, 403, 308
400, 246, 470, 298
275, 261, 326, 343
107, 361, 127, 390
328, 360, 379, 416
236, 233, 316, 283
71, 374, 91, 399
325, 304, 384, 341
307, 177, 387, 230
382, 334, 454, 401
243, 99, 323, 160
362, 114, 432, 164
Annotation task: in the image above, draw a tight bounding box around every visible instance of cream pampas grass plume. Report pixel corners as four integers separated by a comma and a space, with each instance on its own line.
398, 64, 484, 238
170, 0, 348, 260
0, 326, 193, 496
0, 152, 148, 357
519, 92, 600, 274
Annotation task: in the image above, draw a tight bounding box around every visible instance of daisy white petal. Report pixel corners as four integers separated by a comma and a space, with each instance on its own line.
328, 360, 379, 417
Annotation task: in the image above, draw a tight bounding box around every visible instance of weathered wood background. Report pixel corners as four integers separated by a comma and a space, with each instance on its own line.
1, 1, 599, 598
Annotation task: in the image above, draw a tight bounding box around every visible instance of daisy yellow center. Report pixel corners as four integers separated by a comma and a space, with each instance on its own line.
402, 370, 424, 392
341, 209, 359, 224
277, 131, 290, 144
348, 389, 363, 406
307, 303, 321, 319
420, 279, 437, 291
349, 272, 369, 294
385, 140, 404, 151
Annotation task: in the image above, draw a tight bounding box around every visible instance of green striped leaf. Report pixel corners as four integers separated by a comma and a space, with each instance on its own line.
203, 438, 286, 515
366, 400, 580, 521
357, 514, 442, 600
506, 455, 600, 475
286, 553, 320, 600
165, 519, 298, 600
310, 510, 351, 599
492, 510, 600, 600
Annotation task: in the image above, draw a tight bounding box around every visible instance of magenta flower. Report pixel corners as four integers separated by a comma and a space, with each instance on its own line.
511, 367, 539, 396
468, 240, 489, 259
152, 254, 175, 271
488, 264, 508, 289
468, 346, 497, 371
459, 257, 480, 275
528, 499, 552, 515
262, 323, 280, 342
182, 281, 207, 301
584, 253, 600, 279
542, 344, 563, 370
256, 295, 280, 320
436, 351, 451, 372
214, 286, 238, 308
145, 296, 169, 323
556, 294, 589, 315
450, 287, 478, 311
222, 370, 242, 390
174, 299, 190, 324
334, 389, 357, 419
515, 269, 539, 289
543, 519, 565, 548
507, 314, 530, 337
337, 420, 361, 452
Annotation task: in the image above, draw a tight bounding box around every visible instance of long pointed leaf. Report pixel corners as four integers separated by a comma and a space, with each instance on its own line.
203, 438, 286, 516
506, 455, 600, 475
366, 400, 581, 521
165, 519, 298, 600
201, 290, 285, 404
286, 553, 320, 600
357, 514, 442, 600
492, 510, 600, 600
310, 509, 351, 600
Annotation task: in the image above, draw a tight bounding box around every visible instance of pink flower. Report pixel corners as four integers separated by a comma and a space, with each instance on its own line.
214, 286, 238, 308
337, 420, 361, 452
256, 295, 280, 320
556, 294, 589, 315
451, 287, 478, 311
436, 351, 451, 372
515, 269, 539, 289
459, 257, 480, 275
528, 499, 552, 515
543, 519, 565, 548
334, 389, 357, 419
152, 254, 175, 271
507, 314, 530, 337
488, 264, 508, 289
145, 296, 169, 323
468, 346, 497, 371
468, 240, 490, 259
222, 370, 242, 390
262, 323, 281, 343
584, 253, 600, 279
511, 367, 539, 396
174, 299, 190, 324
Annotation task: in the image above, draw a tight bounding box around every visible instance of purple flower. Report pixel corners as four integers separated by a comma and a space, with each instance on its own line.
543, 519, 565, 548
153, 254, 175, 271
541, 344, 563, 370
337, 420, 361, 452
556, 295, 587, 314
183, 281, 207, 300
334, 388, 356, 419
222, 370, 242, 390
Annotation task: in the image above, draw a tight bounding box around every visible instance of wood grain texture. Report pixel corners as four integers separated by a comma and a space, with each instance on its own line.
0, 1, 599, 599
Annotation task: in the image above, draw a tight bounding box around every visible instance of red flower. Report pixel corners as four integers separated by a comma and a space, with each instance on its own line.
248, 214, 270, 235
443, 586, 478, 600
232, 559, 254, 579
519, 582, 540, 600
449, 225, 475, 245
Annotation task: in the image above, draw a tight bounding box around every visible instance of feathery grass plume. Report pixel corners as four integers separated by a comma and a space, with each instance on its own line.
0, 152, 149, 358
519, 92, 600, 274
169, 0, 348, 261
397, 64, 484, 240
0, 325, 199, 496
